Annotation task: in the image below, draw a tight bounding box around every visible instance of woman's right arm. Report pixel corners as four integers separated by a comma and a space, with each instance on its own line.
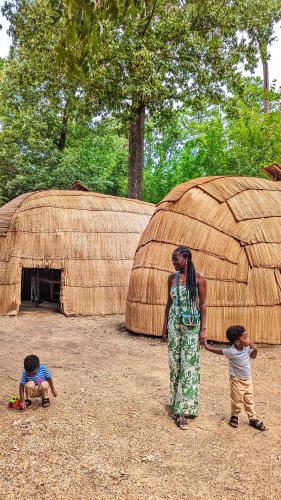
162, 274, 173, 342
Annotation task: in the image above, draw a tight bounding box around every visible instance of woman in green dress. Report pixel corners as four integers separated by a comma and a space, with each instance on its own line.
162, 246, 207, 430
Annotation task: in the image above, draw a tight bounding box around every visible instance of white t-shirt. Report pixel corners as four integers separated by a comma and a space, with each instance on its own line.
222, 345, 252, 380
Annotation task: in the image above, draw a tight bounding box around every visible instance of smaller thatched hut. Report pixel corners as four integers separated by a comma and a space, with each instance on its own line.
126, 175, 281, 344
0, 190, 154, 316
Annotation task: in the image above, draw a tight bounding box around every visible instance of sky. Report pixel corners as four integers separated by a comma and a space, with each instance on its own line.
0, 5, 281, 86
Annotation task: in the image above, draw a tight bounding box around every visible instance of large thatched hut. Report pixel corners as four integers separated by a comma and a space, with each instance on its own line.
0, 190, 154, 315
126, 176, 281, 344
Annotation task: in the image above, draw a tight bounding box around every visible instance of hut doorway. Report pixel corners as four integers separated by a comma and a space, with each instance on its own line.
20, 268, 62, 312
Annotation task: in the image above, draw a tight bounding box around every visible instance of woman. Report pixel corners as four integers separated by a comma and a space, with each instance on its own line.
162, 246, 207, 430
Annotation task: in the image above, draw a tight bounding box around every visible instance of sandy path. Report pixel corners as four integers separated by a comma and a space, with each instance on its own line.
0, 313, 280, 499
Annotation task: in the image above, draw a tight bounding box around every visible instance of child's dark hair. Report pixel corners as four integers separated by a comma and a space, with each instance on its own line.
24, 354, 40, 372
226, 325, 245, 344
174, 246, 197, 305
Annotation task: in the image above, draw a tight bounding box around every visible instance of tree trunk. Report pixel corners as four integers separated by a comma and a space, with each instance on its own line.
57, 111, 68, 151
128, 103, 145, 199
259, 41, 269, 114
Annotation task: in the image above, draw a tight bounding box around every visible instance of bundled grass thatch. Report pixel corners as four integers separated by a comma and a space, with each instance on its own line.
126, 176, 281, 344
0, 190, 154, 316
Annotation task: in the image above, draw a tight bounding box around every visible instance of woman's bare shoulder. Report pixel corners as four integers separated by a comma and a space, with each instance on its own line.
196, 270, 206, 283
168, 272, 176, 283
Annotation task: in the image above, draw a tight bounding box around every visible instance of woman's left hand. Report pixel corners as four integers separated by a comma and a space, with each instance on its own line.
199, 328, 207, 344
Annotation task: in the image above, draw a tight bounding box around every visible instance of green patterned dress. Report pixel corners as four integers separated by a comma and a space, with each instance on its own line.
168, 281, 201, 417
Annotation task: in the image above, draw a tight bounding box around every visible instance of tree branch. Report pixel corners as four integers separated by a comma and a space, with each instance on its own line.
140, 0, 157, 37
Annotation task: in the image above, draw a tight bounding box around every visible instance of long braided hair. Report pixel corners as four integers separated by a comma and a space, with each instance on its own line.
175, 246, 197, 306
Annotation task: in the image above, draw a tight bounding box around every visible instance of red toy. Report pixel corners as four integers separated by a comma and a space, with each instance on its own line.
6, 396, 22, 410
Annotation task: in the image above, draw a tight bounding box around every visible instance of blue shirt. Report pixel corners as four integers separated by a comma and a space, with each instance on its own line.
20, 364, 52, 385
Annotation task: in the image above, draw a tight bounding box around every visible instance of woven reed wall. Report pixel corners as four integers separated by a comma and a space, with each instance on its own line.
125, 176, 281, 344
0, 190, 154, 316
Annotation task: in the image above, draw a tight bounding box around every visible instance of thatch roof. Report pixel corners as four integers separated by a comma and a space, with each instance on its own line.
0, 190, 154, 316
125, 176, 281, 344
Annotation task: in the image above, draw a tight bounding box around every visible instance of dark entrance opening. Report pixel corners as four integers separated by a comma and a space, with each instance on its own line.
21, 268, 61, 311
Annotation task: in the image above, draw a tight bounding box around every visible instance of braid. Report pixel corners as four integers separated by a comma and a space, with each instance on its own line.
175, 246, 197, 305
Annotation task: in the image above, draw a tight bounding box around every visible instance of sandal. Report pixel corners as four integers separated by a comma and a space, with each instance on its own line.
25, 399, 32, 408
176, 416, 188, 430
42, 398, 50, 408
229, 416, 238, 428
249, 419, 266, 431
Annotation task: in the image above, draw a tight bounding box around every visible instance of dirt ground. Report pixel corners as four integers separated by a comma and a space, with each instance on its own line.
0, 312, 280, 500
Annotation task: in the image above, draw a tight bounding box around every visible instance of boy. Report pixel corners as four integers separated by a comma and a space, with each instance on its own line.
19, 354, 57, 410
203, 325, 266, 431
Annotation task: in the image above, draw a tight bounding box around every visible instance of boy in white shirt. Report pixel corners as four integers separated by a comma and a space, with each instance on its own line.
203, 325, 266, 431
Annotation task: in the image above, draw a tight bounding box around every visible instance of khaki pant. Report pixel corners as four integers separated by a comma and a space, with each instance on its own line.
229, 376, 256, 419
25, 381, 49, 399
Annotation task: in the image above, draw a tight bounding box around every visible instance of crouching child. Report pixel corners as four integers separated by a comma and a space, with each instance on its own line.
203, 325, 266, 431
19, 354, 57, 410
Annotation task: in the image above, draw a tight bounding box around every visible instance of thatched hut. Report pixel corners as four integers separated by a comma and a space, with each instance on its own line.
126, 176, 281, 344
0, 190, 154, 315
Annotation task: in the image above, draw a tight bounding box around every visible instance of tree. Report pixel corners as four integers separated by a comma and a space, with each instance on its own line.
57, 119, 129, 196
55, 0, 279, 199
0, 1, 129, 201
242, 0, 281, 114
1, 0, 86, 151
2, 0, 281, 202
143, 77, 281, 203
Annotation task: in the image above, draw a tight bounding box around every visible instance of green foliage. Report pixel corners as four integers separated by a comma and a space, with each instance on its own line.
80, 0, 261, 117
53, 0, 281, 199
54, 120, 128, 196
0, 95, 128, 201
0, 0, 128, 201
144, 78, 281, 203
1, 1, 281, 204
241, 0, 281, 50
56, 0, 144, 64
